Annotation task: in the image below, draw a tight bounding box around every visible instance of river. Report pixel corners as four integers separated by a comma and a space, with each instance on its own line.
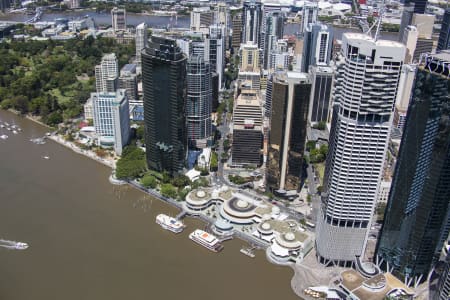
0, 109, 298, 300
0, 9, 398, 41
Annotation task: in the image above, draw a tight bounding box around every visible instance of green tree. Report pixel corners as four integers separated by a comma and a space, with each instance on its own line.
171, 175, 191, 188
306, 140, 316, 152
141, 174, 157, 189
210, 151, 218, 171
161, 183, 177, 199
115, 146, 147, 179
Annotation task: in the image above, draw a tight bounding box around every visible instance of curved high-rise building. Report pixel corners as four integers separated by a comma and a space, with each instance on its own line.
316, 33, 405, 266
376, 52, 450, 282
142, 36, 187, 175
186, 56, 212, 149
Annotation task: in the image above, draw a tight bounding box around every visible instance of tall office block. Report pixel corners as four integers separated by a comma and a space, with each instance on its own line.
438, 9, 450, 52
207, 25, 226, 90
92, 90, 130, 155
190, 7, 214, 32
231, 12, 243, 51
215, 2, 228, 27
302, 23, 333, 72
135, 22, 148, 66
238, 42, 261, 91
316, 33, 405, 266
231, 90, 263, 166
266, 72, 311, 192
308, 65, 333, 124
301, 2, 318, 34
186, 56, 212, 149
376, 52, 450, 282
402, 25, 418, 63
111, 7, 126, 32
404, 0, 427, 14
393, 64, 415, 131
261, 10, 284, 70
119, 64, 138, 101
242, 0, 262, 45
266, 39, 288, 71
142, 36, 187, 175
95, 53, 119, 93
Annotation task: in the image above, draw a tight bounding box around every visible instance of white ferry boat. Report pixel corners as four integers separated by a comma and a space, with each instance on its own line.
189, 229, 224, 252
156, 214, 185, 233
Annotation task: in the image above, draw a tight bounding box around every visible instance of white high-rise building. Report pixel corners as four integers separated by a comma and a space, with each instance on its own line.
92, 89, 130, 155
95, 53, 119, 93
242, 0, 262, 45
186, 56, 212, 149
302, 23, 333, 72
135, 22, 148, 67
190, 7, 214, 33
301, 2, 318, 34
315, 33, 406, 266
393, 64, 416, 131
111, 7, 126, 32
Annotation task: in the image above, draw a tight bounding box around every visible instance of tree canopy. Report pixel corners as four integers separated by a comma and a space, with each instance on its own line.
115, 146, 147, 179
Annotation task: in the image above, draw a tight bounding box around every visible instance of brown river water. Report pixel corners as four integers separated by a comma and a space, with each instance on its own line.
0, 110, 299, 300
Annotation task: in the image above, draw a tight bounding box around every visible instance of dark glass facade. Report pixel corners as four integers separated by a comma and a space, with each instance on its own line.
438, 9, 450, 52
142, 36, 187, 175
266, 73, 311, 191
404, 0, 427, 14
376, 53, 450, 281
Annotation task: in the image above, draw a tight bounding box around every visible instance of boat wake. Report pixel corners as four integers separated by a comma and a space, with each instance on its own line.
0, 239, 29, 250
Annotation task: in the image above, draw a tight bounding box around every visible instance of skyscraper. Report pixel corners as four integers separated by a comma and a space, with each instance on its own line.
393, 64, 416, 131
95, 53, 119, 93
242, 0, 262, 45
142, 36, 187, 175
301, 2, 318, 34
231, 12, 243, 51
231, 90, 263, 166
308, 65, 333, 124
402, 25, 418, 63
302, 23, 333, 72
437, 9, 450, 52
207, 25, 226, 90
316, 33, 406, 266
186, 56, 212, 149
118, 64, 138, 101
91, 89, 130, 155
376, 52, 450, 282
238, 42, 261, 90
266, 72, 311, 192
261, 10, 284, 70
135, 22, 148, 67
111, 7, 126, 32
190, 7, 214, 33
404, 0, 427, 14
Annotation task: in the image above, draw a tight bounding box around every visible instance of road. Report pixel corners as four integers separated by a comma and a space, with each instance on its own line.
306, 162, 320, 223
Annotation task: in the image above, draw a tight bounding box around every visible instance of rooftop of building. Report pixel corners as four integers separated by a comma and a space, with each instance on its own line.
343, 32, 405, 48
273, 71, 310, 84
120, 64, 136, 74
236, 90, 261, 105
